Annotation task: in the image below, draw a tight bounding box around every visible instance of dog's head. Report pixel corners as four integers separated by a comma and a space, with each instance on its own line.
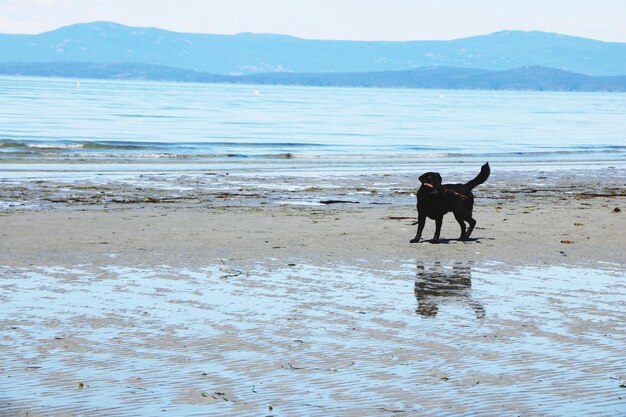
418, 172, 442, 189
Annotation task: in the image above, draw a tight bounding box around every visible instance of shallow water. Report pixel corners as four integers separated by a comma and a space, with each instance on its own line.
2, 76, 626, 179
0, 262, 624, 416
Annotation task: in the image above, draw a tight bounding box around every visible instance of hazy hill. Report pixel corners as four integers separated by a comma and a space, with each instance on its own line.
1, 21, 625, 76
2, 62, 624, 92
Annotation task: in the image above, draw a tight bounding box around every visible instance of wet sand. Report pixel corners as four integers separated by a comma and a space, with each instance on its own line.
0, 169, 625, 415
0, 196, 624, 269
2, 262, 625, 416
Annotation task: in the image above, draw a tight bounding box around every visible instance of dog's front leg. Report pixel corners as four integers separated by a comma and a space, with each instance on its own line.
432, 216, 443, 242
410, 214, 426, 243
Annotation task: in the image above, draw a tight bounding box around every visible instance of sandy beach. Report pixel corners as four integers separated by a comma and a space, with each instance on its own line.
1, 169, 624, 268
1, 169, 625, 416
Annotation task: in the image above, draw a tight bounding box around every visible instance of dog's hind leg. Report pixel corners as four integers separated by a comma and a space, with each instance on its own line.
410, 214, 426, 243
464, 217, 477, 239
454, 212, 467, 240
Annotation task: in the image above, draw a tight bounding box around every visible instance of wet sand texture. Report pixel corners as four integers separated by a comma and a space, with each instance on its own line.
1, 263, 625, 416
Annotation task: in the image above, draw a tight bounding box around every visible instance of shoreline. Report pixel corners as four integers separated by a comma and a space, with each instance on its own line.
2, 68, 626, 93
3, 75, 626, 416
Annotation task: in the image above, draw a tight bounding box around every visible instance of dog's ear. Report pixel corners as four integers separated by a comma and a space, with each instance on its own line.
434, 173, 442, 185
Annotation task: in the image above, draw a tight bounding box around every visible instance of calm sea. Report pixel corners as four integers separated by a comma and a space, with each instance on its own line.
1, 76, 625, 178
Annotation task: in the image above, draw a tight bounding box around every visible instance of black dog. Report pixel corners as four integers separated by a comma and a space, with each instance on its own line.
410, 163, 490, 243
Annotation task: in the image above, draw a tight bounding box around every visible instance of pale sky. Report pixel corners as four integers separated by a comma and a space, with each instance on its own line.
1, 0, 625, 42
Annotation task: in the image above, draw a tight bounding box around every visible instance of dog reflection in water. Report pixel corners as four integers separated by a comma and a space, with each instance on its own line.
414, 262, 485, 319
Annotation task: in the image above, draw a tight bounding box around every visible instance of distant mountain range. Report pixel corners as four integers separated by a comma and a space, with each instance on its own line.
2, 62, 625, 92
1, 21, 625, 91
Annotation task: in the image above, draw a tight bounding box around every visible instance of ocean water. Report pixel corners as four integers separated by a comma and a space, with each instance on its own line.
1, 75, 625, 178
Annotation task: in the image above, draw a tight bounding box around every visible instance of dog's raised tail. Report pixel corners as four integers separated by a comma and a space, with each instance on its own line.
465, 163, 490, 189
